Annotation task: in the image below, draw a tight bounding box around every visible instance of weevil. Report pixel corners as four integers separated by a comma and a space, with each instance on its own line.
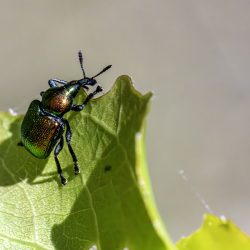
18, 51, 111, 185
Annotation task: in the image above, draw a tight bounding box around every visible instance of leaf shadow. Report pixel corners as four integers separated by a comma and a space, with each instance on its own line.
51, 140, 120, 249
0, 116, 49, 186
34, 164, 77, 185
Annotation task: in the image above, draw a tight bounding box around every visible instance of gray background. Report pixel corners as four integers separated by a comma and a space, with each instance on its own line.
0, 0, 250, 242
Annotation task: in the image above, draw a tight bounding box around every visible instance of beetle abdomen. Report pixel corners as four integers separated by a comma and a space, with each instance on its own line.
21, 100, 64, 159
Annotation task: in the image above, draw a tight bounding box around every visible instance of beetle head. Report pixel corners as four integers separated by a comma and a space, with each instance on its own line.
86, 77, 97, 86
77, 77, 97, 90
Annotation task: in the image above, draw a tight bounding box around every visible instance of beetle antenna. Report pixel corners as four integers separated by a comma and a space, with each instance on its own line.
78, 51, 86, 78
92, 65, 112, 79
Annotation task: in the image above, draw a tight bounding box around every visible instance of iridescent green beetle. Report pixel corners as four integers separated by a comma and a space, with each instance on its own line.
18, 51, 111, 185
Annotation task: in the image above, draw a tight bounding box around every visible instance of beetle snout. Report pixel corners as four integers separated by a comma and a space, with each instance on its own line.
87, 78, 97, 86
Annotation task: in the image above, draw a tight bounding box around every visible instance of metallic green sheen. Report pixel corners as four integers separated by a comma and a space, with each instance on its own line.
42, 83, 80, 116
20, 100, 64, 159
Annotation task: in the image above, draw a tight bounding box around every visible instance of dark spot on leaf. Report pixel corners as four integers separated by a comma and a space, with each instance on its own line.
104, 165, 112, 172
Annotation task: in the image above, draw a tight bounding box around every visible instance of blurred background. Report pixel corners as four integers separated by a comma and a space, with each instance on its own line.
0, 0, 250, 242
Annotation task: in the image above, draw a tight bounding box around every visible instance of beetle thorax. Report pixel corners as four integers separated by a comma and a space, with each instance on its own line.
42, 84, 79, 115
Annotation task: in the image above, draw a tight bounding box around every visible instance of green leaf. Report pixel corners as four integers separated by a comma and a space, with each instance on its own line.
0, 76, 174, 250
176, 214, 250, 250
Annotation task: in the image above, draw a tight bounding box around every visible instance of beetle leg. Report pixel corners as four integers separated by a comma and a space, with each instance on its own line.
64, 119, 80, 175
54, 136, 67, 185
48, 79, 68, 88
71, 85, 103, 111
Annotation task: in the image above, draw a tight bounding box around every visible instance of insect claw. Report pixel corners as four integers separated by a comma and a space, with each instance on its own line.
62, 179, 68, 185
74, 163, 80, 175
96, 85, 103, 93
60, 175, 68, 185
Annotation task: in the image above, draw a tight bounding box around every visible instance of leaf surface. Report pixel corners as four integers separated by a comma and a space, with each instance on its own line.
0, 76, 173, 250
176, 214, 250, 250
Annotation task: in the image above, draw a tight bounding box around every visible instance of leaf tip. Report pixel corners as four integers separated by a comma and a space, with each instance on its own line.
114, 75, 153, 100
